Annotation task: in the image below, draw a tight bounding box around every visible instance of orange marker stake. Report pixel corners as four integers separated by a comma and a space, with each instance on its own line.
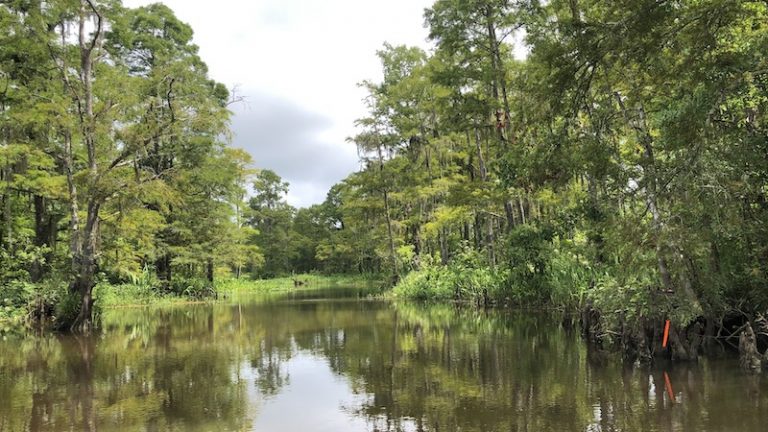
662, 319, 671, 348
664, 371, 676, 403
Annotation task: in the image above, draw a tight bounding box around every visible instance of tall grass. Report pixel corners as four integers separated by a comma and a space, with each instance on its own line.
216, 273, 381, 294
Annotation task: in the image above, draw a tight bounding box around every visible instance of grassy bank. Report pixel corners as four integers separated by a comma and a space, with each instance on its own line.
1, 273, 382, 332
96, 274, 381, 305
217, 273, 382, 295
93, 284, 209, 308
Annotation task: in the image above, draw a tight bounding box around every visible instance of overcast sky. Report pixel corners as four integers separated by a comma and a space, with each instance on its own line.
123, 0, 435, 207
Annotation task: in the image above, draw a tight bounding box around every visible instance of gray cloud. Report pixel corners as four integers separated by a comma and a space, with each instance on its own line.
123, 0, 436, 207
229, 92, 360, 208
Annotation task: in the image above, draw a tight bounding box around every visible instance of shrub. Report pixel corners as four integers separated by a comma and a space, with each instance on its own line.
393, 247, 506, 303
54, 289, 85, 330
169, 277, 216, 299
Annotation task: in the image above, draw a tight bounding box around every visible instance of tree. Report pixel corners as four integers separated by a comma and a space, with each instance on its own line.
248, 170, 296, 277
0, 0, 246, 330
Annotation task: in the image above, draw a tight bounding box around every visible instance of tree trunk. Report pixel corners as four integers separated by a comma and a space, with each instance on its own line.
31, 195, 60, 282
2, 167, 11, 248
410, 221, 422, 257
70, 202, 100, 332
383, 189, 398, 280
504, 201, 515, 232
486, 215, 496, 266
474, 128, 488, 182
439, 227, 449, 265
377, 143, 399, 281
739, 322, 762, 372
207, 257, 214, 283
473, 213, 482, 250
485, 7, 511, 146
473, 128, 496, 263
67, 1, 105, 332
614, 93, 702, 309
31, 195, 48, 282
156, 253, 172, 285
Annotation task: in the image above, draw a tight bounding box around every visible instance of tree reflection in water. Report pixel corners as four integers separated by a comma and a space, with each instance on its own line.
0, 292, 767, 431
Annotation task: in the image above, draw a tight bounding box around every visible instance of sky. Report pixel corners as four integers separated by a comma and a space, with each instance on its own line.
123, 0, 436, 208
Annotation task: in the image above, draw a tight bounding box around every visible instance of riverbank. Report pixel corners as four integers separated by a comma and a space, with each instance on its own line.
5, 268, 765, 372
390, 260, 768, 371
0, 274, 382, 332
216, 273, 382, 295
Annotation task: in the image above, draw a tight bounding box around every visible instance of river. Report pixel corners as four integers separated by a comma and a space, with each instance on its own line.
1, 286, 766, 431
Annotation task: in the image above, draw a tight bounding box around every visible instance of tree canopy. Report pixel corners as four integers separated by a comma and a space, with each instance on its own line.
0, 0, 259, 329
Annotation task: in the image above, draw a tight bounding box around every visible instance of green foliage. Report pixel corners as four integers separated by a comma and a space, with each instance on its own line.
326, 0, 768, 359
216, 273, 382, 295
394, 247, 507, 302
3, 0, 768, 346
0, 275, 76, 331
169, 277, 216, 299
54, 289, 87, 330
393, 267, 455, 301
0, 1, 262, 328
501, 224, 554, 302
0, 281, 35, 326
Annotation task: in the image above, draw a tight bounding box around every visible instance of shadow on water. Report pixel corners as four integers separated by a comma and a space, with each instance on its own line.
1, 289, 766, 431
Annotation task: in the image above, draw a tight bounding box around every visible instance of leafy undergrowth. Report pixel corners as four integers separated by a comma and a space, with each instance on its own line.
392, 247, 508, 303
1, 276, 220, 333
392, 243, 590, 309
1, 280, 72, 333
393, 265, 506, 302
95, 271, 220, 308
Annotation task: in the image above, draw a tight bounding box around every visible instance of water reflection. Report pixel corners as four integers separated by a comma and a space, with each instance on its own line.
1, 290, 766, 431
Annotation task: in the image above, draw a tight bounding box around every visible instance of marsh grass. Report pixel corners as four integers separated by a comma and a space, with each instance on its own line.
216, 273, 382, 294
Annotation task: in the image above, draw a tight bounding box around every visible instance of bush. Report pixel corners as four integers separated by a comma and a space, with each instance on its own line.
394, 226, 595, 309
0, 281, 35, 327
0, 278, 79, 330
393, 266, 455, 300
54, 289, 84, 329
393, 247, 506, 302
500, 224, 554, 304
169, 277, 216, 299
587, 270, 701, 337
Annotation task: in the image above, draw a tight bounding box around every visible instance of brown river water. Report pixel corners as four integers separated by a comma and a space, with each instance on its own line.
1, 286, 766, 431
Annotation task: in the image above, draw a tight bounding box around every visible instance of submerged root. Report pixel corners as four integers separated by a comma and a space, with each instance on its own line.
739, 323, 762, 372
666, 321, 704, 362
763, 349, 768, 371
618, 318, 652, 364
579, 306, 768, 372
580, 304, 602, 345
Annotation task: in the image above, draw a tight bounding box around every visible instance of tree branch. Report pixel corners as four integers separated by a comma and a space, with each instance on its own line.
83, 0, 103, 55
